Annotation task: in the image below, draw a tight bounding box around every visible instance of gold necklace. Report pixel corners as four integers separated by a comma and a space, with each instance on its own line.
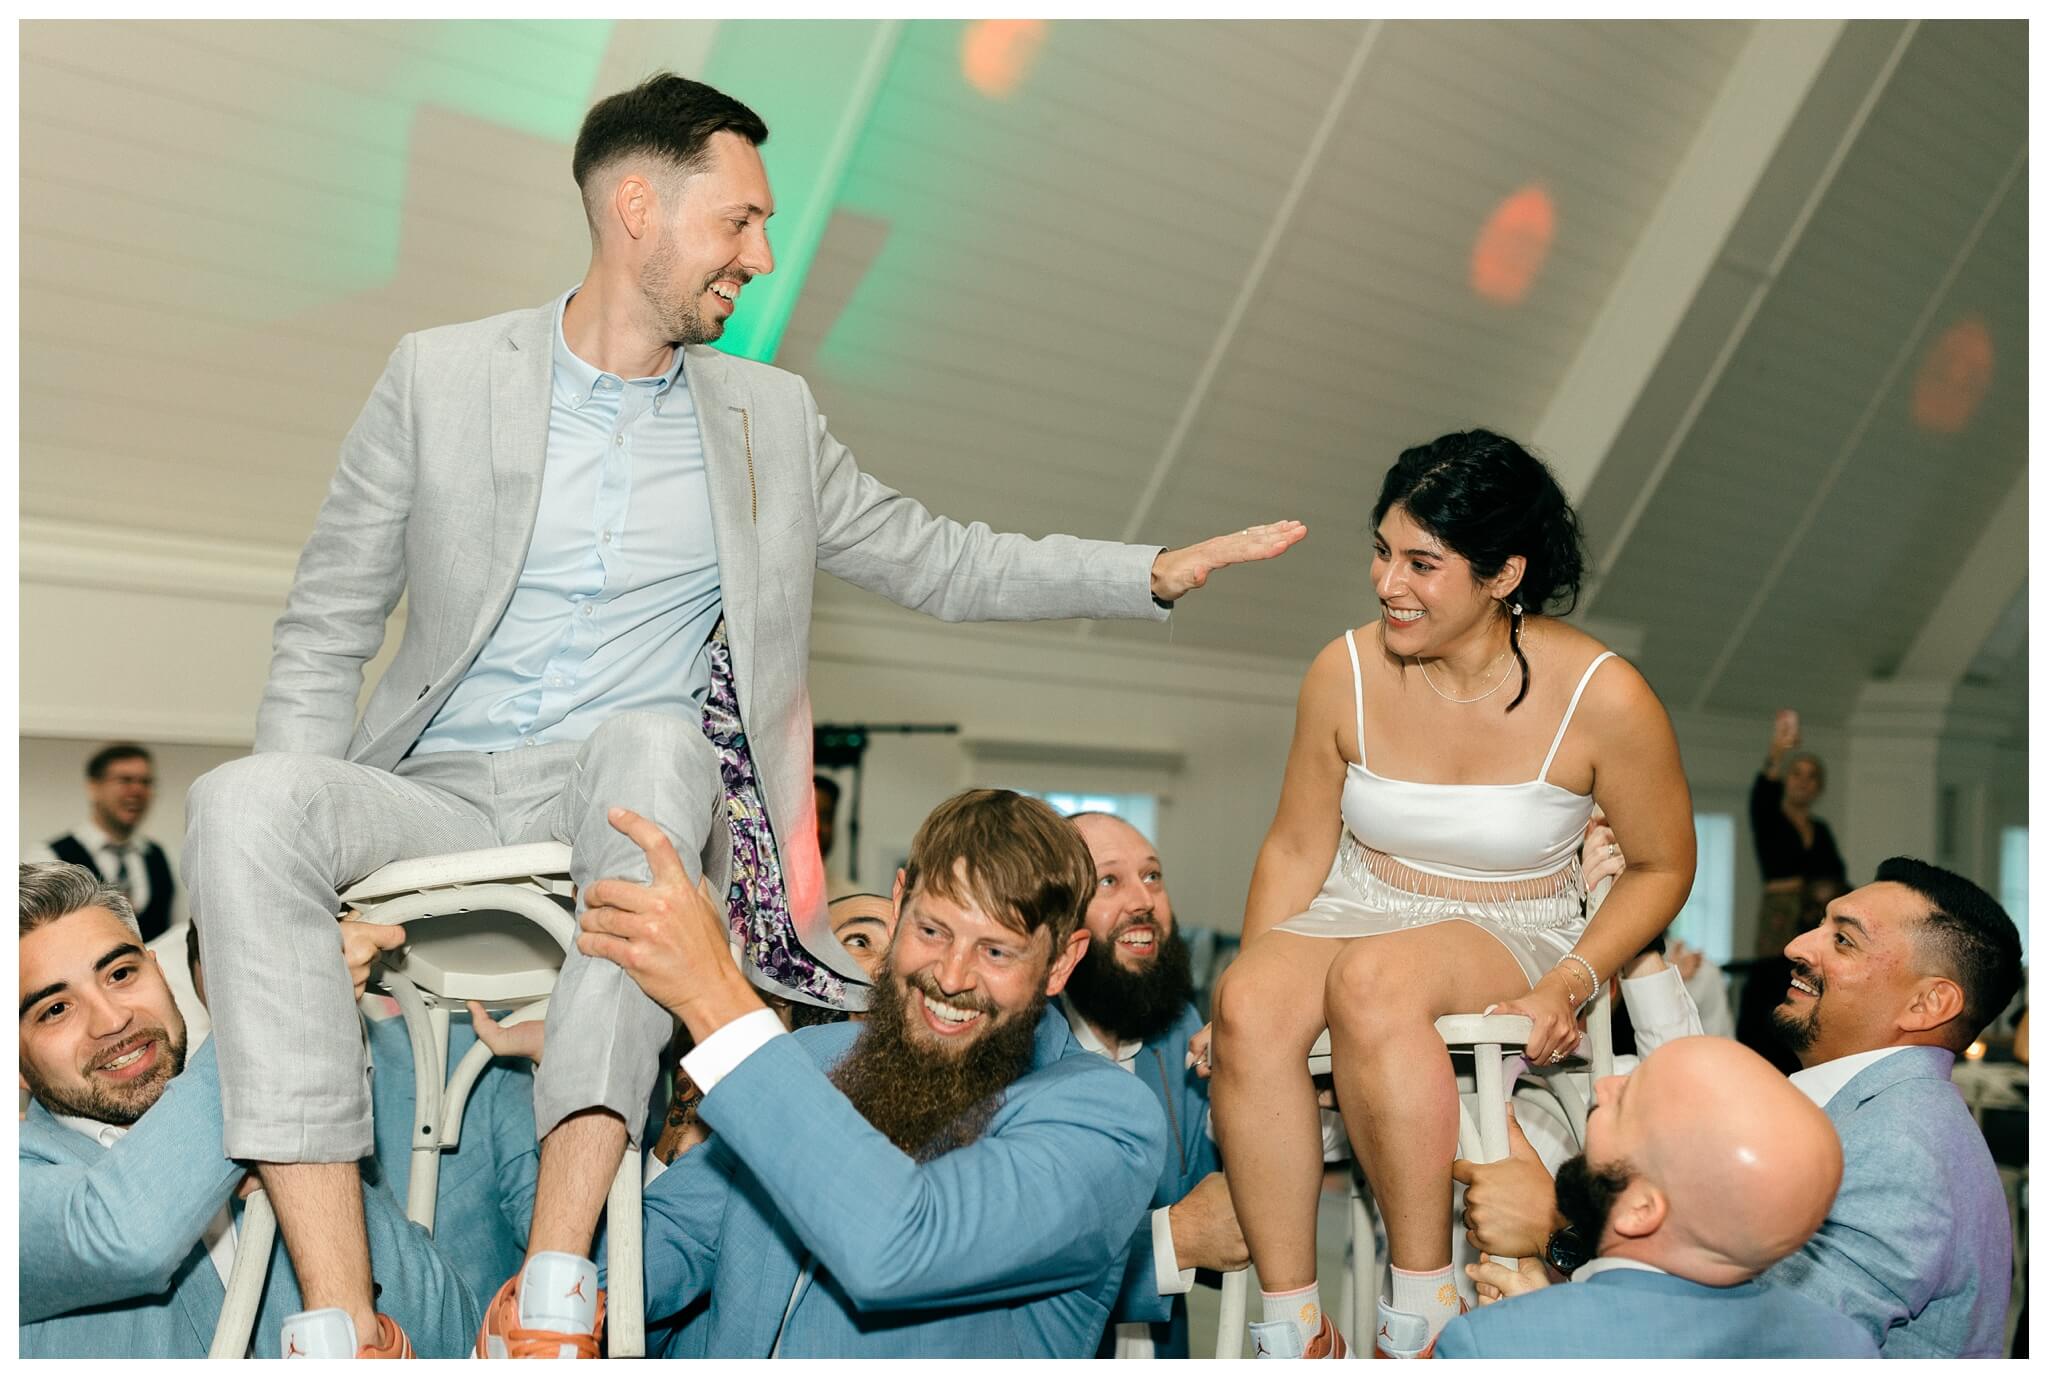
1416, 645, 1513, 704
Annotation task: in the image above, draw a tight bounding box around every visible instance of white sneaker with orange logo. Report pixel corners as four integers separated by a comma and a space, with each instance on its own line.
476, 1251, 604, 1359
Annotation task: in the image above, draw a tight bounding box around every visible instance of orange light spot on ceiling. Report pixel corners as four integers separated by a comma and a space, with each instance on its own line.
961, 20, 1047, 99
1470, 184, 1556, 307
1911, 314, 1994, 434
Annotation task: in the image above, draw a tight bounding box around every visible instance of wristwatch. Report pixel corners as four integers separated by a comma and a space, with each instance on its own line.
1543, 1224, 1592, 1278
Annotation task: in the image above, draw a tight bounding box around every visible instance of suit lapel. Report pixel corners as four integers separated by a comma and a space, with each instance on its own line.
473, 304, 556, 647
686, 345, 760, 727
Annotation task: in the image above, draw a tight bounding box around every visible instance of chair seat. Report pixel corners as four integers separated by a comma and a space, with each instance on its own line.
382, 915, 566, 1003
342, 842, 574, 905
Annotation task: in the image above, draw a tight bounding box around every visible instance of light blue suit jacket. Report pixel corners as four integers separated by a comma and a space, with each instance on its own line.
364, 1016, 538, 1310
643, 1006, 1169, 1357
18, 1038, 480, 1358
1435, 1266, 1877, 1357
1095, 1000, 1217, 1358
1763, 1045, 2010, 1357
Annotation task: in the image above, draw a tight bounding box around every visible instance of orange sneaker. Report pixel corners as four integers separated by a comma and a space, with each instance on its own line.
279, 1308, 413, 1358
475, 1252, 605, 1359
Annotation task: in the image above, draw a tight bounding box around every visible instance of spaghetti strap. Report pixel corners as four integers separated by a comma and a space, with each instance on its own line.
1344, 629, 1367, 769
1538, 651, 1617, 783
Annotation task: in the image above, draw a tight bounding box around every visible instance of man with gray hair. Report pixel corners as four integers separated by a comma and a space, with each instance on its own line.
183, 68, 1300, 1358
17, 862, 476, 1358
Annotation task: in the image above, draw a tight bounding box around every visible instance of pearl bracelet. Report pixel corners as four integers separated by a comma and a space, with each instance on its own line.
1553, 952, 1601, 1012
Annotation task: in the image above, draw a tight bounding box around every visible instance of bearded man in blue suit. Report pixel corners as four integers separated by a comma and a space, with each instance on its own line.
1066, 811, 1246, 1357
584, 790, 1168, 1357
16, 862, 477, 1358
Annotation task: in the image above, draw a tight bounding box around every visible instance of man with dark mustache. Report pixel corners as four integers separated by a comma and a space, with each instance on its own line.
17, 862, 476, 1358
1436, 1038, 1874, 1357
588, 790, 1168, 1357
1066, 812, 1245, 1358
1460, 856, 2022, 1358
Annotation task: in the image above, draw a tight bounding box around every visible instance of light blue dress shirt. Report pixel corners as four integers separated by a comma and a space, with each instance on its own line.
416, 291, 723, 756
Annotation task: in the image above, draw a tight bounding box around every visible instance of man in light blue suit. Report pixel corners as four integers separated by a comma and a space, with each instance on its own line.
1441, 1037, 1874, 1358
588, 790, 1170, 1357
1763, 856, 2022, 1357
17, 862, 478, 1358
1067, 812, 1244, 1358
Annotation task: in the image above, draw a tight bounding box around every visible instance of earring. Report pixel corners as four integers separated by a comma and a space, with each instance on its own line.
1509, 600, 1523, 617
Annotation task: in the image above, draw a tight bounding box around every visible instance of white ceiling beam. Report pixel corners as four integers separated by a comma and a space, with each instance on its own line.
1554, 21, 1918, 619
1534, 20, 1848, 504
1690, 142, 2026, 711
1888, 464, 2025, 684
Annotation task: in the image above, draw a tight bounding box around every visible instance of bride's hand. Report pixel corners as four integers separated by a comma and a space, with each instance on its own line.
1489, 972, 1582, 1064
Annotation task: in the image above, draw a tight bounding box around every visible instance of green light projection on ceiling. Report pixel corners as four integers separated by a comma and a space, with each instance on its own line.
700, 20, 902, 363
253, 20, 615, 316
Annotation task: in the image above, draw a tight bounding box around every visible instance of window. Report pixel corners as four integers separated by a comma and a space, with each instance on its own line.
1022, 790, 1158, 839
2000, 826, 2028, 962
1667, 813, 1736, 964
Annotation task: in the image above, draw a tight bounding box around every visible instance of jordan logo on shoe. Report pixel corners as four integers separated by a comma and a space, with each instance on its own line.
1379, 1323, 1393, 1344
566, 1278, 588, 1303
286, 1339, 304, 1357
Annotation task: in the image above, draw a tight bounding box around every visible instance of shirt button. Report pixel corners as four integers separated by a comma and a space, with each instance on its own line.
614, 434, 626, 446
601, 530, 613, 544
581, 605, 594, 617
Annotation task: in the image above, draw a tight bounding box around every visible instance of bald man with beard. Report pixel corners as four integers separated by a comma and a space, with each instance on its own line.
1434, 1038, 1876, 1358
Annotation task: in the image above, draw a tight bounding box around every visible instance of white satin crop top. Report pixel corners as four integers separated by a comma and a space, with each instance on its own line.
1337, 629, 1614, 884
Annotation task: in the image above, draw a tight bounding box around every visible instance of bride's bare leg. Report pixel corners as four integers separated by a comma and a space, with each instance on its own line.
1324, 922, 1528, 1270
1209, 931, 1347, 1289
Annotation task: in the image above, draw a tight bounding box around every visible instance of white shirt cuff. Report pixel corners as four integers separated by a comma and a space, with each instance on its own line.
1619, 964, 1703, 1053
679, 1007, 788, 1095
1151, 1205, 1197, 1294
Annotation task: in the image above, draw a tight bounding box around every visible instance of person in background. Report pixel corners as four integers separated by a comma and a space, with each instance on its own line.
1749, 709, 1847, 959
827, 892, 893, 981
816, 775, 851, 896
44, 744, 178, 943
1068, 812, 1246, 1358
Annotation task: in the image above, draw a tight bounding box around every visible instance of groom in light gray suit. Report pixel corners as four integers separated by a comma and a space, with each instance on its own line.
184, 72, 1304, 1358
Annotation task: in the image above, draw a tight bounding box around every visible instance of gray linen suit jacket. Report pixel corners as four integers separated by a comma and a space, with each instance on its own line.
254, 297, 1167, 972
1762, 1045, 2011, 1357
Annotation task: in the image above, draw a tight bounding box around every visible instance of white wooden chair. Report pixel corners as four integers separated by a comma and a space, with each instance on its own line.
1213, 879, 1618, 1358
210, 842, 645, 1359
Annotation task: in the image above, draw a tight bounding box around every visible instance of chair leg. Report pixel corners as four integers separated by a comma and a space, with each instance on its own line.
209, 1187, 278, 1358
1349, 1172, 1376, 1329
606, 1150, 644, 1357
383, 971, 446, 1232
1216, 1268, 1249, 1358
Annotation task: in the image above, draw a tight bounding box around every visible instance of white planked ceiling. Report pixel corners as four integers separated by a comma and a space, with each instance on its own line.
19, 19, 2026, 734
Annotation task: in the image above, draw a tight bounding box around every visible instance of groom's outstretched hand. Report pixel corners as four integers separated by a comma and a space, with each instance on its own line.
1150, 521, 1307, 604
579, 806, 765, 1041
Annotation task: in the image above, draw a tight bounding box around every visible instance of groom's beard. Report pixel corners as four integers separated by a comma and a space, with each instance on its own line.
829, 964, 1043, 1161
1062, 923, 1195, 1045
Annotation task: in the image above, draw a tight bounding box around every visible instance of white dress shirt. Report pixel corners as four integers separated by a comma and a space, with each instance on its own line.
41, 818, 157, 916
1571, 1256, 1666, 1283
1787, 1046, 1916, 1109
